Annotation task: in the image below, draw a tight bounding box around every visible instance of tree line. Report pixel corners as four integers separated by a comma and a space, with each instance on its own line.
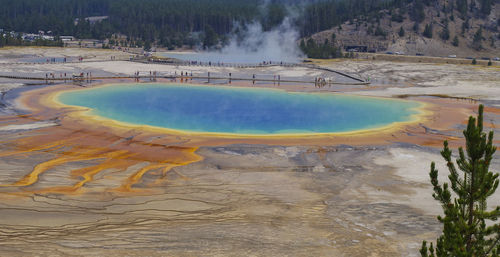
0, 33, 64, 48
0, 0, 266, 49
0, 0, 496, 56
0, 0, 403, 49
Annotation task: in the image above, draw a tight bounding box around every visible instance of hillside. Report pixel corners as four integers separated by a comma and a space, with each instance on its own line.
306, 0, 499, 58
1, 0, 498, 58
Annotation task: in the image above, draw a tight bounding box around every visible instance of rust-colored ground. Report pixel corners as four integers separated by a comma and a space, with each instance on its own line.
0, 81, 486, 196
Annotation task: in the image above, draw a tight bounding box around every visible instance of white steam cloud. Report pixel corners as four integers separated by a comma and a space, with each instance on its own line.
163, 9, 305, 64
217, 17, 304, 63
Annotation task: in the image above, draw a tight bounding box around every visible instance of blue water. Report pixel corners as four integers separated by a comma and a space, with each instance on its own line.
58, 84, 421, 135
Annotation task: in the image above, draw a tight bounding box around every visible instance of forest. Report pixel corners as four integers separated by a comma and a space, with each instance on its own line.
0, 0, 496, 54
0, 0, 266, 48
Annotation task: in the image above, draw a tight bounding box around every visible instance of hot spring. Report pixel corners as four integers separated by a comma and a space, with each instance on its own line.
57, 83, 423, 135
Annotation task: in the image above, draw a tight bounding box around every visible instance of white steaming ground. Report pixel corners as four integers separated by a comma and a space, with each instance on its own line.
219, 18, 304, 63
163, 18, 304, 64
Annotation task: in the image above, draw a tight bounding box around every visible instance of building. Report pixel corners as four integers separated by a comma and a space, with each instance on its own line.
74, 16, 109, 25
41, 35, 54, 41
22, 33, 40, 41
345, 45, 368, 52
60, 36, 75, 42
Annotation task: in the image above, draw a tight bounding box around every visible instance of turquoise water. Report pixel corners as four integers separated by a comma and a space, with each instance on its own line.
58, 83, 422, 135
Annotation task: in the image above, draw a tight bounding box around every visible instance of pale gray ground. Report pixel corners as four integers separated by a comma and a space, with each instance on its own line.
0, 47, 499, 256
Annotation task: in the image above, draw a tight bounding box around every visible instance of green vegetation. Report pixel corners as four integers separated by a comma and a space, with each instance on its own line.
414, 22, 420, 33
411, 0, 426, 22
143, 40, 151, 52
462, 19, 470, 35
299, 0, 402, 36
457, 0, 468, 17
420, 105, 499, 257
480, 0, 493, 15
374, 26, 387, 38
0, 33, 63, 47
473, 27, 484, 50
399, 27, 405, 37
300, 38, 341, 59
0, 0, 260, 47
0, 0, 497, 53
440, 24, 450, 41
202, 25, 219, 49
452, 35, 459, 46
423, 23, 433, 38
391, 12, 404, 23
8, 0, 481, 41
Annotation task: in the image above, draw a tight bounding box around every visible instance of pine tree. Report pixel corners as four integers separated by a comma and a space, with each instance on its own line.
480, 0, 493, 15
203, 25, 218, 49
144, 40, 151, 52
0, 33, 5, 48
423, 23, 433, 38
420, 105, 500, 257
399, 26, 405, 37
375, 25, 387, 38
440, 24, 450, 41
452, 35, 459, 46
473, 27, 484, 50
462, 20, 469, 35
414, 22, 420, 33
299, 39, 307, 52
412, 0, 426, 22
457, 0, 468, 18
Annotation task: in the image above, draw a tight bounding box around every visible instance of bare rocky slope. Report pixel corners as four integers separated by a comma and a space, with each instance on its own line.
308, 1, 499, 58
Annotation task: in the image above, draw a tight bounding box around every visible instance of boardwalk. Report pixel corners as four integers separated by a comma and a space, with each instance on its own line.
146, 58, 367, 83
0, 58, 370, 87
0, 73, 370, 86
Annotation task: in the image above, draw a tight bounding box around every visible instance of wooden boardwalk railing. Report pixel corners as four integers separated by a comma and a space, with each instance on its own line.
0, 73, 370, 86
146, 58, 367, 83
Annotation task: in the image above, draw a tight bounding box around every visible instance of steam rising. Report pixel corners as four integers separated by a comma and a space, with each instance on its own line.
163, 2, 304, 64
216, 18, 304, 63
164, 18, 304, 64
